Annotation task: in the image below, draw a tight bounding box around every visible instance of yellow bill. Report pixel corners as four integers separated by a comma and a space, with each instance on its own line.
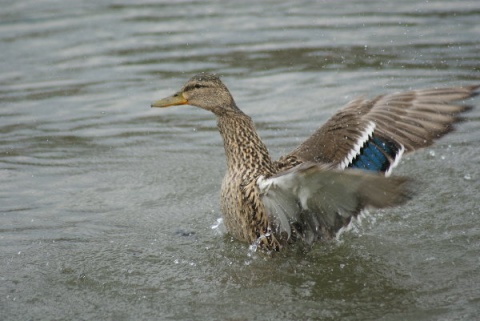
151, 92, 187, 108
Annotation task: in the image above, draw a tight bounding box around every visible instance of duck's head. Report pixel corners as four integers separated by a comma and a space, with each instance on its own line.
151, 73, 239, 116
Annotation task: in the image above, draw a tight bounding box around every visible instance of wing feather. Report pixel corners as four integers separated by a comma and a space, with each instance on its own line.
285, 85, 478, 173
258, 163, 413, 243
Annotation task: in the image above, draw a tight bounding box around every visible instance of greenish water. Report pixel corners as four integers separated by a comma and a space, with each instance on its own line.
1, 1, 479, 320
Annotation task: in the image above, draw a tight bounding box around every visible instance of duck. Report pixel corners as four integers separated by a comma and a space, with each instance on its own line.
151, 73, 478, 251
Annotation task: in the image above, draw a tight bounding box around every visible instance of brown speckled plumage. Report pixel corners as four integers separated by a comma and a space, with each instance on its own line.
218, 113, 275, 244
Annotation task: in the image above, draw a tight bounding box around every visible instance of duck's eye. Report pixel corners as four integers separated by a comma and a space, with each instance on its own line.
185, 84, 206, 92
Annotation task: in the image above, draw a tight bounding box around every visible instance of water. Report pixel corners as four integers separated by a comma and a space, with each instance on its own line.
1, 0, 480, 320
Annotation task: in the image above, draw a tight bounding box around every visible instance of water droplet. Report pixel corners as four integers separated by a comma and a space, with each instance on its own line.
429, 150, 435, 157
247, 244, 257, 256
464, 174, 472, 180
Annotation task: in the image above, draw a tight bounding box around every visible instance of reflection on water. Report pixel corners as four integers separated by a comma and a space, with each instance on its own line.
1, 0, 480, 320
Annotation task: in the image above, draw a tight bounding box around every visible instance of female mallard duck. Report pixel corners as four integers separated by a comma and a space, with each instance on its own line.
152, 73, 478, 251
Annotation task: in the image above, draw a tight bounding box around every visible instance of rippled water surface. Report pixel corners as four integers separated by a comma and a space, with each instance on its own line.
1, 1, 480, 320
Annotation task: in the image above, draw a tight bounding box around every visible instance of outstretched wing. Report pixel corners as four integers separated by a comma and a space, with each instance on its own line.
258, 163, 413, 243
285, 86, 478, 175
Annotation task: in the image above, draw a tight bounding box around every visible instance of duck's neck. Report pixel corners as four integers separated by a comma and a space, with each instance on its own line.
216, 111, 275, 176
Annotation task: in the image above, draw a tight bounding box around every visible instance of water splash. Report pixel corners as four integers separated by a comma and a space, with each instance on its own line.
247, 232, 272, 257
211, 218, 226, 235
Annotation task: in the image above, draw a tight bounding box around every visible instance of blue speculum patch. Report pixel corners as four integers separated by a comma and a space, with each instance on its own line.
349, 136, 400, 172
